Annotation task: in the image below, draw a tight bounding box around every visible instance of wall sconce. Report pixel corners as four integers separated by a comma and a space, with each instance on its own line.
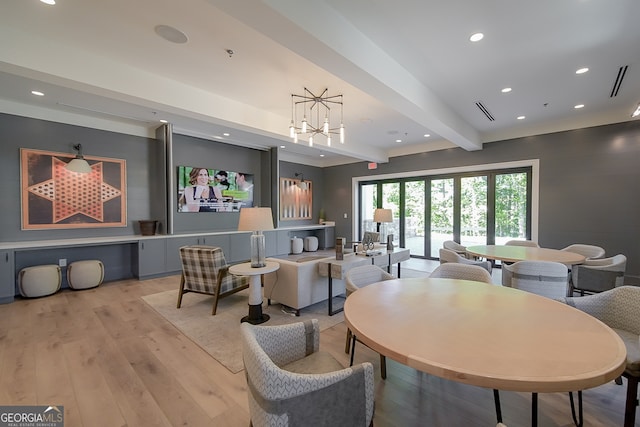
294, 172, 308, 190
66, 144, 92, 173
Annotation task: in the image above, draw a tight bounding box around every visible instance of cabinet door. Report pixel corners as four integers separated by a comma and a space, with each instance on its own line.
137, 239, 167, 278
0, 250, 15, 304
165, 236, 199, 273
166, 235, 232, 272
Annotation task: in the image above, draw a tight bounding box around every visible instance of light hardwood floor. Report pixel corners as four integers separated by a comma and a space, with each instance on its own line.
0, 264, 631, 427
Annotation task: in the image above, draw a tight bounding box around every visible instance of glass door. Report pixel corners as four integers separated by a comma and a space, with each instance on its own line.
495, 172, 530, 244
404, 180, 426, 256
430, 178, 454, 258
359, 183, 377, 240
381, 182, 400, 247
460, 175, 488, 247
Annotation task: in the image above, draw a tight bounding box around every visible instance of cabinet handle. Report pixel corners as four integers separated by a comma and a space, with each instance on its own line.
141, 242, 144, 250
5, 253, 7, 262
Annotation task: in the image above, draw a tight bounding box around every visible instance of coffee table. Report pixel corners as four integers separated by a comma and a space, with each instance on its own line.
344, 278, 626, 425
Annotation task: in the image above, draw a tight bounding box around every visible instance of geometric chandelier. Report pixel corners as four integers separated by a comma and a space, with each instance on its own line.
289, 88, 344, 147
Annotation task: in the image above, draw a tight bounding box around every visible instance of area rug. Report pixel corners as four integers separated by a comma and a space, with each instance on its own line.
141, 288, 345, 374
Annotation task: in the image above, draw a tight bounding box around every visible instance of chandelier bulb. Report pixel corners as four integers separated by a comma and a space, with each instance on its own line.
293, 132, 298, 144
308, 135, 313, 147
323, 117, 329, 134
327, 135, 332, 146
340, 123, 345, 144
289, 121, 295, 138
301, 117, 307, 134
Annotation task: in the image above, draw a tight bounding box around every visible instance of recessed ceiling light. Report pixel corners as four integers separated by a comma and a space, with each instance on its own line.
395, 139, 402, 143
40, 0, 55, 4
320, 154, 325, 157
154, 25, 188, 44
31, 90, 44, 96
517, 116, 526, 120
280, 145, 285, 149
574, 104, 584, 109
159, 119, 168, 123
469, 33, 484, 42
501, 87, 512, 93
576, 67, 589, 74
223, 132, 230, 136
424, 134, 430, 138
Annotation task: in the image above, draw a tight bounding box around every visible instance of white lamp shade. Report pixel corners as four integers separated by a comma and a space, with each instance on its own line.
373, 208, 393, 223
66, 158, 92, 173
238, 207, 274, 231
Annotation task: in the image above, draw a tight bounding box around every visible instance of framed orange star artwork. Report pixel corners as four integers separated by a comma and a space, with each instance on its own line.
20, 148, 127, 230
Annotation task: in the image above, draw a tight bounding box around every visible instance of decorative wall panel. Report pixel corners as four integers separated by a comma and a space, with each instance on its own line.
21, 148, 127, 229
279, 177, 312, 220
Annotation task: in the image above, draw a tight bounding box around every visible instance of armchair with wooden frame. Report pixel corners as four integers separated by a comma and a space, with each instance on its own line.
177, 245, 249, 315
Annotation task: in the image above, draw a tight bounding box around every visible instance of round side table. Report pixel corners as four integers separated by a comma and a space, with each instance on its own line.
229, 261, 280, 324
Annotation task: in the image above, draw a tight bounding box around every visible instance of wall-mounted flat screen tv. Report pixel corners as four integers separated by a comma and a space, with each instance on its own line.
177, 166, 254, 212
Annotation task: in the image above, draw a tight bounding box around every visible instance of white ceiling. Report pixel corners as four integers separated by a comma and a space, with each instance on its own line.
1, 0, 639, 167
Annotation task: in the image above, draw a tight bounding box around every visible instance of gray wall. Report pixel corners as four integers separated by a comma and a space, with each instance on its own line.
0, 113, 161, 242
3, 112, 638, 279
322, 121, 640, 280
171, 133, 265, 233
278, 161, 323, 227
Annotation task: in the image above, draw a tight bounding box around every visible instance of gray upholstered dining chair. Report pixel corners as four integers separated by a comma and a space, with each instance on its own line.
502, 260, 569, 299
241, 319, 375, 427
429, 263, 493, 283
563, 286, 640, 427
177, 245, 249, 315
505, 239, 540, 247
561, 243, 606, 261
569, 254, 627, 296
443, 240, 469, 258
439, 248, 493, 273
345, 264, 395, 379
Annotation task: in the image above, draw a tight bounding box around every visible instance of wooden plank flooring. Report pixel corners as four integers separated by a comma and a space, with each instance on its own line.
0, 271, 632, 426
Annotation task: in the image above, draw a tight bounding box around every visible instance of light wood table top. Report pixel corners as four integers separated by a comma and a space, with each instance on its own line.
344, 278, 625, 393
466, 245, 585, 265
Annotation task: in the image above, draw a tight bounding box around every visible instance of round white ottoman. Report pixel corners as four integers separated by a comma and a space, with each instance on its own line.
291, 237, 303, 254
68, 260, 104, 290
304, 236, 319, 252
18, 265, 61, 298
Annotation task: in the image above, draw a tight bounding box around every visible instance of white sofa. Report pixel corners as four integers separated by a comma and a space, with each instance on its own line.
263, 255, 345, 315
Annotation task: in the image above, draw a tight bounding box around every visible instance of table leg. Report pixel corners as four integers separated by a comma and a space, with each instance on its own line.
327, 263, 344, 316
241, 274, 270, 324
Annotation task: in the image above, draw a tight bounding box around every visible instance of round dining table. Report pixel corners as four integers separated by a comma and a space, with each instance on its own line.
466, 244, 585, 265
344, 278, 626, 425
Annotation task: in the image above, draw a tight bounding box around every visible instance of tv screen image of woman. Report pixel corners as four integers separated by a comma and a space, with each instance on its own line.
177, 166, 254, 212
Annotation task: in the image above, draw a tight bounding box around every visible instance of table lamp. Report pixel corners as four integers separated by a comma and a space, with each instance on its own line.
238, 207, 274, 268
373, 208, 393, 244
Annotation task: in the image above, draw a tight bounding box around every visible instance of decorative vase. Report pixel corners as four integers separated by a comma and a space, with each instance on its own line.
138, 220, 158, 236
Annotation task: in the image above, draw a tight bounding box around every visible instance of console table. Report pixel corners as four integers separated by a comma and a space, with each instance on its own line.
318, 248, 410, 315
